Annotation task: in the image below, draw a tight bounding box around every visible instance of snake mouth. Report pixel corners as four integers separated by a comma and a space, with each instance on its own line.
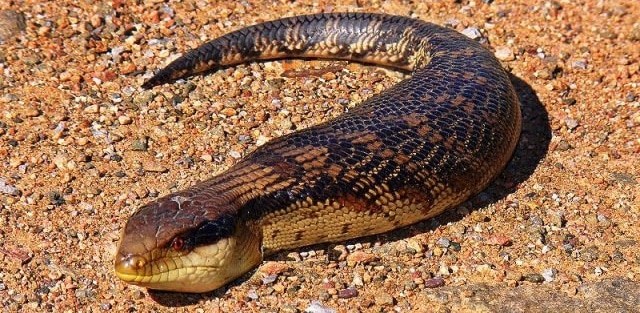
114, 252, 233, 292
114, 227, 264, 293
115, 255, 218, 286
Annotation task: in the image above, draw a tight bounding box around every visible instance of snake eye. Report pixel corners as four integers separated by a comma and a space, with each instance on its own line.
171, 237, 185, 251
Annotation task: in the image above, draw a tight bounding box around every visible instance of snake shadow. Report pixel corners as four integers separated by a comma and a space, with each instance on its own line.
147, 74, 551, 306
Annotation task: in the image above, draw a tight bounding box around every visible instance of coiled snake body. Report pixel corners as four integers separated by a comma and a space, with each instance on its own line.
115, 13, 521, 292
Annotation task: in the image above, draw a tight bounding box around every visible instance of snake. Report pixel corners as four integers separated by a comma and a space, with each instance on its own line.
114, 12, 521, 293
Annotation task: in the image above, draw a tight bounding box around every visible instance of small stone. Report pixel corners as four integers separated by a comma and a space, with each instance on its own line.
0, 178, 20, 196
131, 138, 149, 151
118, 115, 132, 125
486, 234, 513, 246
200, 154, 213, 162
1, 93, 19, 103
542, 268, 557, 282
0, 10, 26, 41
438, 264, 451, 276
564, 118, 579, 130
142, 160, 168, 173
424, 277, 445, 288
461, 27, 482, 40
562, 98, 577, 105
120, 62, 136, 74
406, 238, 424, 253
48, 191, 65, 206
84, 104, 99, 113
131, 289, 144, 299
436, 237, 451, 248
24, 107, 41, 117
346, 251, 377, 266
272, 283, 285, 293
229, 150, 242, 159
261, 274, 277, 285
277, 117, 293, 130
495, 46, 515, 61
374, 293, 395, 306
556, 140, 571, 151
523, 273, 545, 283
352, 274, 364, 287
133, 91, 154, 106
256, 135, 270, 146
571, 59, 588, 70
220, 107, 237, 117
100, 303, 112, 310
338, 287, 358, 299
246, 289, 259, 300
260, 261, 290, 276
305, 301, 335, 313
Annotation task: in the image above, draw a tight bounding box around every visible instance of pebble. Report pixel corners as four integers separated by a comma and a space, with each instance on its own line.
351, 274, 364, 287
131, 290, 144, 300
133, 91, 154, 106
200, 154, 213, 162
346, 251, 376, 266
118, 115, 132, 125
564, 118, 579, 130
1, 93, 19, 103
220, 107, 237, 117
523, 273, 545, 283
84, 104, 99, 113
486, 234, 513, 246
461, 27, 482, 40
142, 160, 168, 173
572, 59, 588, 70
246, 289, 259, 300
131, 138, 149, 151
337, 287, 358, 299
24, 107, 41, 117
273, 283, 286, 293
436, 237, 451, 248
406, 238, 424, 253
424, 277, 445, 288
542, 268, 557, 282
0, 10, 26, 41
495, 46, 515, 61
0, 178, 20, 196
261, 274, 277, 285
374, 293, 395, 306
305, 301, 336, 313
260, 262, 290, 276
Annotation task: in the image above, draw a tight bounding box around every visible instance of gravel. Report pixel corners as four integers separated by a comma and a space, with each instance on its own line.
0, 0, 638, 311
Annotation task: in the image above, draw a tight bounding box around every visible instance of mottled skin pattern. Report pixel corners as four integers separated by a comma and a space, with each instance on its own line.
115, 13, 521, 292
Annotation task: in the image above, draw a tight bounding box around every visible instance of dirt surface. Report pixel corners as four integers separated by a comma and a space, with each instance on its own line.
1, 0, 639, 312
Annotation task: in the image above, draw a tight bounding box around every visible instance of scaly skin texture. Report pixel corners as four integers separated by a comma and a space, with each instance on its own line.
115, 13, 521, 293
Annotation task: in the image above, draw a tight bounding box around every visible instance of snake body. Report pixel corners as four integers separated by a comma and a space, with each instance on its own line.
115, 13, 521, 293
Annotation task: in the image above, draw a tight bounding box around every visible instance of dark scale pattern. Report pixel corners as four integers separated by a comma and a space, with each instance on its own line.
120, 12, 520, 267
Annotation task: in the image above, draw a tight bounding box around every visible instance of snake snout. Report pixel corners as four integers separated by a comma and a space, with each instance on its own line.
114, 254, 147, 280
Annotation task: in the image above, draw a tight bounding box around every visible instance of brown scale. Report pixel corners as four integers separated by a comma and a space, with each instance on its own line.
117, 12, 521, 292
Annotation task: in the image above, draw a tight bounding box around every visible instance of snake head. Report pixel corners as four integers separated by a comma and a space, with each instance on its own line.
114, 194, 263, 293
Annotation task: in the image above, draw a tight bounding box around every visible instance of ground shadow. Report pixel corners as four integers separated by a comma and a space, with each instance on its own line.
148, 73, 551, 306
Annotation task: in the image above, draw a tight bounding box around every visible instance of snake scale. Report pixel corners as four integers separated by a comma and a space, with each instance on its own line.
115, 13, 521, 293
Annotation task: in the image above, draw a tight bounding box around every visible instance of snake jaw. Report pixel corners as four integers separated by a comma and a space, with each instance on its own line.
115, 222, 263, 293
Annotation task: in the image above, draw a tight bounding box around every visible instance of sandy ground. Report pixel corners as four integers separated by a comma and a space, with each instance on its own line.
0, 0, 638, 312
